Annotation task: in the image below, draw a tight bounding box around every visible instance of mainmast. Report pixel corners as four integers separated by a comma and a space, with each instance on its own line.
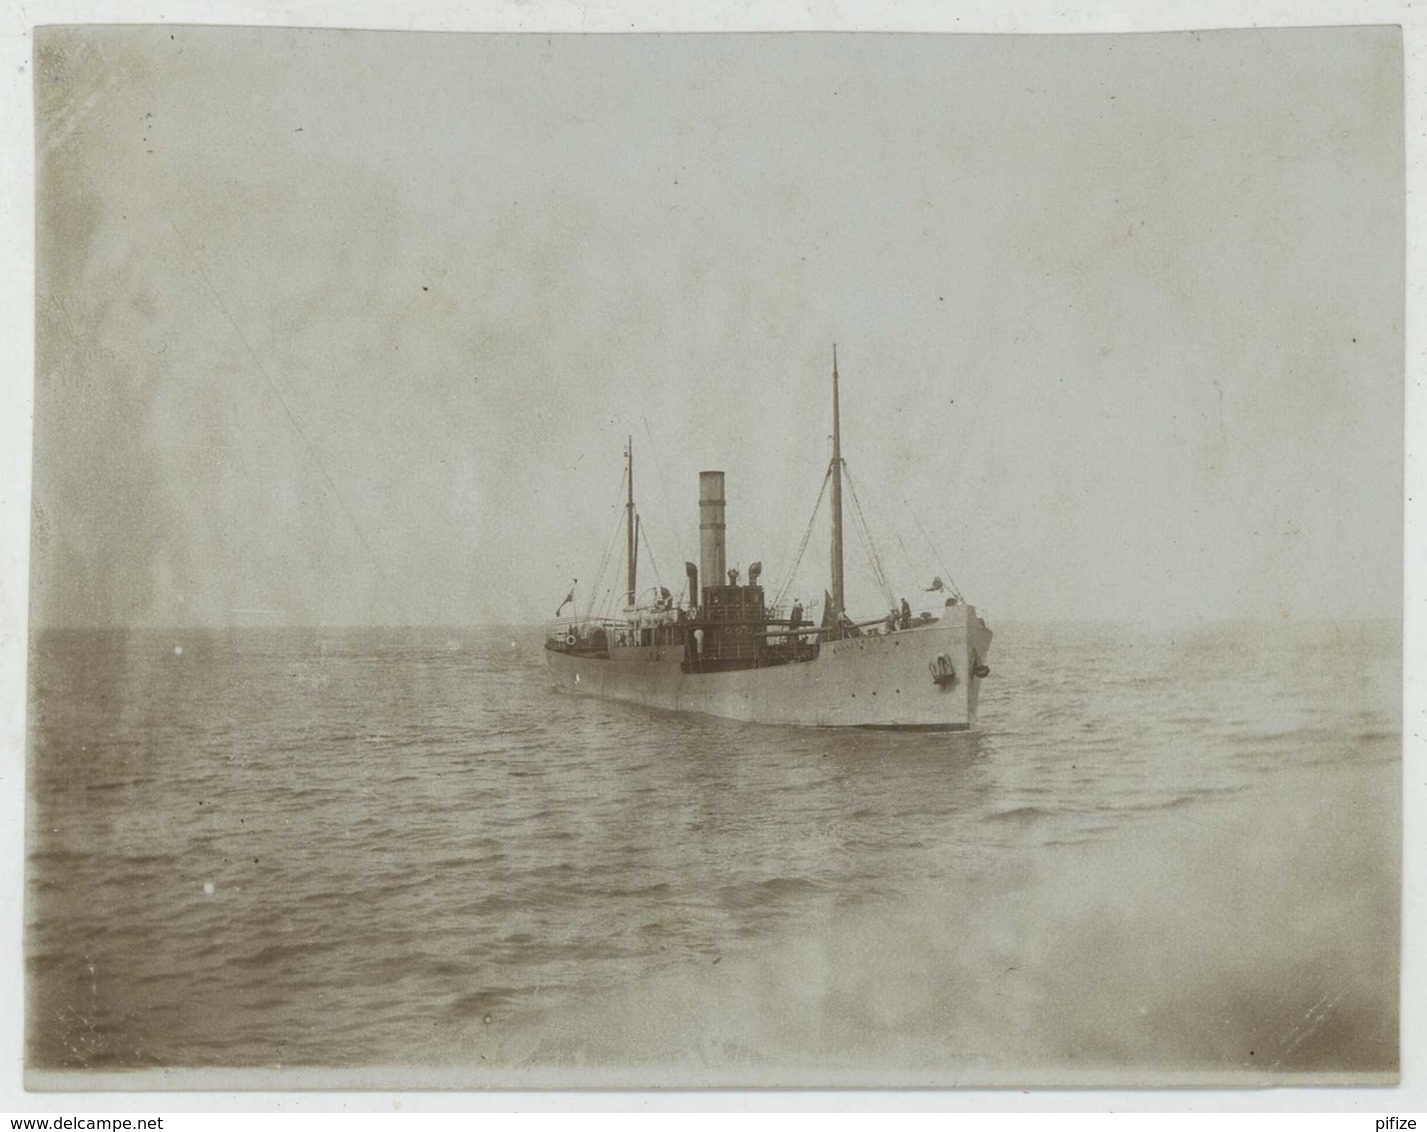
829, 346, 845, 621
625, 436, 637, 610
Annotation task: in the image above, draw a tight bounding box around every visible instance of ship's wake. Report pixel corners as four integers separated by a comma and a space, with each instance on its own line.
508, 760, 1398, 1084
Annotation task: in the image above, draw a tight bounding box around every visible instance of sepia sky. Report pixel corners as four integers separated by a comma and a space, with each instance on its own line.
31, 25, 1403, 628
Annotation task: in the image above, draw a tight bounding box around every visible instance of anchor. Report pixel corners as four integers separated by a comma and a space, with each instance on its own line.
928, 653, 957, 688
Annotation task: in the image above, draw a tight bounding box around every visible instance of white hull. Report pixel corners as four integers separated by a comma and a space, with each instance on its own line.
546, 603, 992, 729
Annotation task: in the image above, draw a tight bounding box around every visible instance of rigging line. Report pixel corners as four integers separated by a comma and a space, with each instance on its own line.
594, 564, 617, 620
865, 520, 893, 599
893, 529, 925, 589
579, 459, 630, 619
588, 527, 619, 618
585, 469, 626, 619
902, 499, 965, 600
776, 462, 833, 599
599, 560, 625, 619
849, 501, 893, 608
843, 467, 895, 604
587, 473, 627, 619
845, 505, 875, 600
167, 220, 398, 612
772, 466, 832, 609
866, 516, 894, 603
598, 467, 631, 621
857, 501, 890, 596
640, 415, 682, 582
587, 521, 612, 612
639, 511, 663, 591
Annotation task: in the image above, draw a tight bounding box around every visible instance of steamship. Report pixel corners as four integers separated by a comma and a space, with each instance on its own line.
544, 351, 992, 729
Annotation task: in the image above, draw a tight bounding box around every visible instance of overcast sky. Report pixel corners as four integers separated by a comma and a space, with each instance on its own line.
31, 25, 1402, 627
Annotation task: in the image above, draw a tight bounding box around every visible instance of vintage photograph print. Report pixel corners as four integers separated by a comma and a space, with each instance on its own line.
27, 25, 1402, 1087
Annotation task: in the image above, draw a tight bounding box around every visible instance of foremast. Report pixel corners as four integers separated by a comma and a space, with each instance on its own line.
625, 437, 637, 610
829, 346, 846, 622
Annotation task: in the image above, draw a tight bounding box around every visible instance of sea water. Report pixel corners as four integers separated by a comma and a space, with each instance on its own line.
25, 619, 1400, 1079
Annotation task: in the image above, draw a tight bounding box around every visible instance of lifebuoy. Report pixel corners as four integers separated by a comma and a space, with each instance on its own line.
565, 633, 577, 647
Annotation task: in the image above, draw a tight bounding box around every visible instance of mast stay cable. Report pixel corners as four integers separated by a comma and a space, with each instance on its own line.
640, 416, 683, 589
902, 499, 965, 601
639, 513, 664, 598
772, 465, 833, 610
842, 465, 895, 607
587, 464, 629, 620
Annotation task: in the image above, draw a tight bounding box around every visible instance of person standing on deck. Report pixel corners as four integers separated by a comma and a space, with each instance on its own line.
788, 600, 804, 653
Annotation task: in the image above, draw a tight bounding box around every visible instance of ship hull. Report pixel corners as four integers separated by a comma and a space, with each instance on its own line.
546, 603, 992, 729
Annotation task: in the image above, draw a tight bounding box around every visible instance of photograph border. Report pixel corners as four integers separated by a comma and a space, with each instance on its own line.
1, 0, 1420, 1112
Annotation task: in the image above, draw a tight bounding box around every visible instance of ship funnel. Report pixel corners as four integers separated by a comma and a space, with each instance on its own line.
684, 561, 698, 605
699, 471, 726, 598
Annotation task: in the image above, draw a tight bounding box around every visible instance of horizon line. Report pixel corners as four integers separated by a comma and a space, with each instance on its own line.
28, 613, 1405, 633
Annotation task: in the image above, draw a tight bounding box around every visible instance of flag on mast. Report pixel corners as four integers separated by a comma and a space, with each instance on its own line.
555, 581, 576, 617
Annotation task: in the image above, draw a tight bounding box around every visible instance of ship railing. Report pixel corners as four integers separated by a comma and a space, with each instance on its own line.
626, 606, 686, 630
545, 617, 625, 645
